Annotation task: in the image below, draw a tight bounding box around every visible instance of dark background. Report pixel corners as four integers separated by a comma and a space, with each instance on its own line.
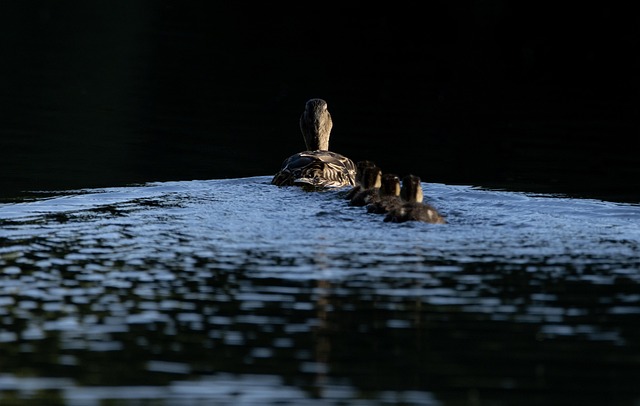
1, 2, 638, 202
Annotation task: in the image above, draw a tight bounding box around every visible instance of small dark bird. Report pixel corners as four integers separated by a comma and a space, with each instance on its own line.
345, 160, 377, 200
367, 173, 402, 214
349, 165, 382, 207
385, 175, 446, 224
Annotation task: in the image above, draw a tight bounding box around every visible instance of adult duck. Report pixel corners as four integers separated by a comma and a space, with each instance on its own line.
384, 175, 446, 224
271, 99, 356, 189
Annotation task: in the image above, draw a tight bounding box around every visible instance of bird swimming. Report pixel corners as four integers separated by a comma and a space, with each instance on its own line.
349, 165, 382, 207
384, 175, 446, 224
271, 98, 356, 189
366, 173, 401, 214
345, 160, 377, 200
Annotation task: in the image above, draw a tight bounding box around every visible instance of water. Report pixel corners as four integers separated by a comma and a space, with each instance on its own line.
1, 176, 639, 405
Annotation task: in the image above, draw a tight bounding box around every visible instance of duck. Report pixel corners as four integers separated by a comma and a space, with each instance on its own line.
366, 173, 401, 214
271, 98, 357, 189
384, 174, 446, 224
344, 160, 377, 200
349, 165, 382, 207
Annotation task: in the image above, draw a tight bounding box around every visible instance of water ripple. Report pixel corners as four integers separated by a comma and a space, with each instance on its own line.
1, 176, 639, 405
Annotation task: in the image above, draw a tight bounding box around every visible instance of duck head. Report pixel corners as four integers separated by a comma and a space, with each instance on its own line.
300, 98, 333, 151
361, 165, 382, 189
379, 174, 401, 197
400, 174, 424, 203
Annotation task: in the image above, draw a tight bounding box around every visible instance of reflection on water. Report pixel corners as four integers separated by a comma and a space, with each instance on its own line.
1, 176, 639, 405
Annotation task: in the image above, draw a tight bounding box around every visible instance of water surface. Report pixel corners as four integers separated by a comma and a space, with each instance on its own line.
1, 176, 639, 405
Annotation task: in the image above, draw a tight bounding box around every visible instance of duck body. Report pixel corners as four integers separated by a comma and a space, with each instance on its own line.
350, 187, 378, 207
384, 174, 446, 224
367, 173, 401, 214
345, 160, 377, 200
384, 202, 446, 224
272, 150, 357, 188
368, 195, 402, 214
349, 165, 382, 207
272, 98, 356, 189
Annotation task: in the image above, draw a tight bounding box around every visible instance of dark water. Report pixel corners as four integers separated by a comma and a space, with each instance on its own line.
1, 176, 639, 405
1, 5, 639, 404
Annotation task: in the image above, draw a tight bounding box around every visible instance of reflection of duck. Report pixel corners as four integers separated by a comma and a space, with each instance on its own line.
349, 165, 382, 207
345, 160, 376, 200
272, 99, 356, 189
367, 173, 401, 214
385, 175, 446, 224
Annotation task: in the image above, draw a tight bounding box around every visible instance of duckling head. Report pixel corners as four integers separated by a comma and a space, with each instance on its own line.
361, 166, 382, 189
400, 174, 424, 203
355, 160, 376, 185
379, 174, 401, 197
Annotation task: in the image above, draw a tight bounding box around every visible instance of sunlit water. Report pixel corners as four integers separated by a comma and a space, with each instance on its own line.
1, 176, 639, 405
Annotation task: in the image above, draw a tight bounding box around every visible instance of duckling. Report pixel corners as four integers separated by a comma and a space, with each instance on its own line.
345, 160, 377, 200
399, 174, 423, 203
366, 173, 401, 214
349, 165, 382, 207
272, 99, 356, 189
384, 175, 446, 224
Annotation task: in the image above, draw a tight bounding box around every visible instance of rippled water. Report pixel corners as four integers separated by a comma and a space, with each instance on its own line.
1, 176, 639, 405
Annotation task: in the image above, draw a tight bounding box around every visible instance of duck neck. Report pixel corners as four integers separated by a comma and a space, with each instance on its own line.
401, 176, 424, 203
303, 129, 330, 151
414, 185, 424, 203
300, 99, 333, 151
